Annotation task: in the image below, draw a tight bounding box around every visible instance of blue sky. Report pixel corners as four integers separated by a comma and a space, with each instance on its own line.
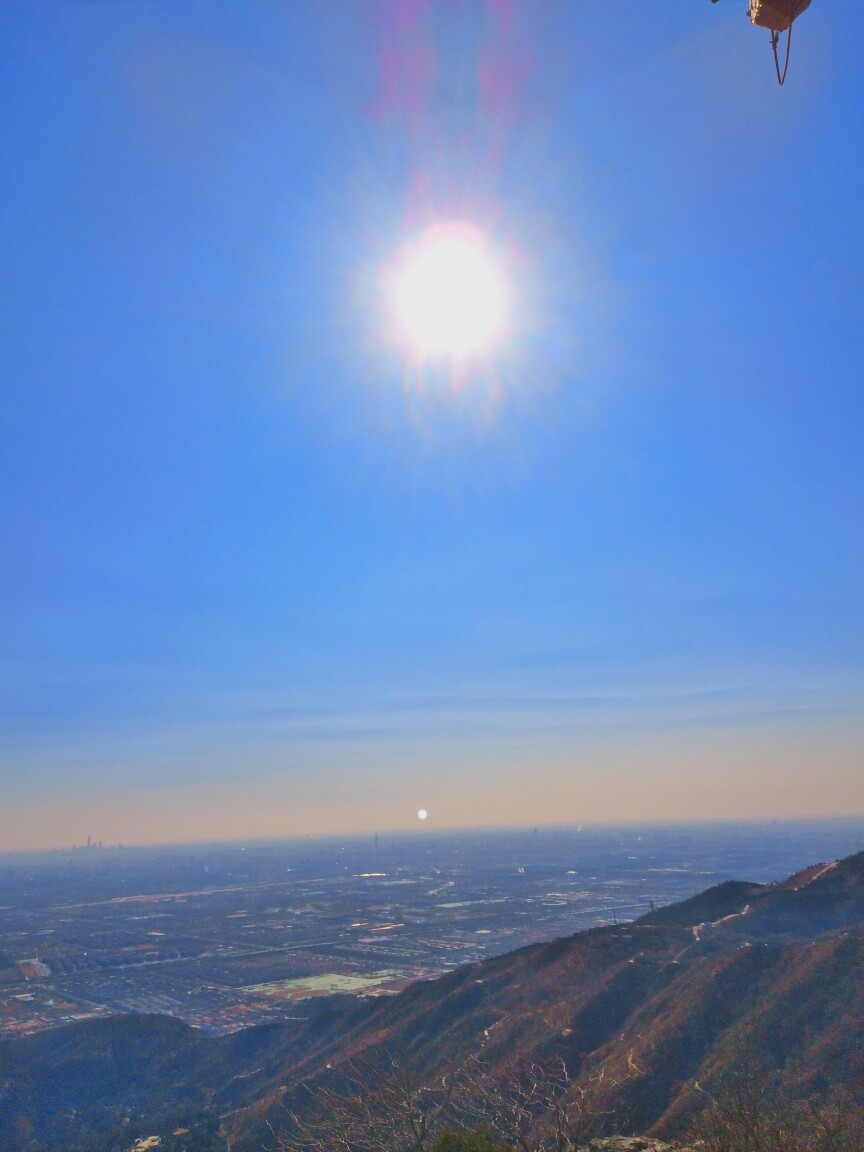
2, 1, 863, 850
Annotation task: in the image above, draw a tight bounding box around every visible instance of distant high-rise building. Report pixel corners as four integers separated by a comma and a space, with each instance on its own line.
86, 835, 91, 849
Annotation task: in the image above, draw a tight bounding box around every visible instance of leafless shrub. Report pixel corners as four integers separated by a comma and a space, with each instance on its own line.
272, 1051, 460, 1152
270, 1051, 636, 1152
458, 1056, 630, 1152
690, 1067, 864, 1152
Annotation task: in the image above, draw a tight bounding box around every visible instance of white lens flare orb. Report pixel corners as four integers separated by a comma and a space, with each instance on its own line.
394, 223, 506, 359
417, 808, 428, 821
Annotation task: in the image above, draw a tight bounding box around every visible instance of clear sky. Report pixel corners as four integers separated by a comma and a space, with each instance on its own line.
2, 1, 863, 851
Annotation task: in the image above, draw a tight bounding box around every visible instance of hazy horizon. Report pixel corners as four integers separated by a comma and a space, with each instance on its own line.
6, 813, 864, 859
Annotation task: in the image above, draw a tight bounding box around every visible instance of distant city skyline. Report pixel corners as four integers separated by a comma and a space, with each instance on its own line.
2, 3, 863, 852
6, 820, 862, 1038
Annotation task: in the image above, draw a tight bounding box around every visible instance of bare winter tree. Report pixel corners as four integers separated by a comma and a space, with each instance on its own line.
690, 1066, 864, 1152
458, 1056, 629, 1152
271, 1051, 461, 1152
271, 1049, 635, 1152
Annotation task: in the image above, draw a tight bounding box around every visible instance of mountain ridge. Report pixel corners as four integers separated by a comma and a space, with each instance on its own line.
2, 850, 862, 1151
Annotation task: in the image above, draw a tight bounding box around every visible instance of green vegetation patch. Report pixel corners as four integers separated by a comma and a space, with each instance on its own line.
243, 970, 403, 997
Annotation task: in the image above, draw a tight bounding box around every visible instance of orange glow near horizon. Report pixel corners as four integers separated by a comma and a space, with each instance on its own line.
4, 725, 862, 853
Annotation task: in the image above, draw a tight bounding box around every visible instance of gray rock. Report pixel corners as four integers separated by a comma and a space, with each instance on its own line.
584, 1139, 697, 1152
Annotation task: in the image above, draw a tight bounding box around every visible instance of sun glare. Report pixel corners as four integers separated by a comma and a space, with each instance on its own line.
394, 222, 506, 359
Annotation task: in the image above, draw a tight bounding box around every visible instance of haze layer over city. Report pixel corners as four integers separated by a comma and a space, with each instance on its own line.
2, 819, 862, 1039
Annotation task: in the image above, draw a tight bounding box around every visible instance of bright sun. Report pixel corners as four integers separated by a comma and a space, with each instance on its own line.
394, 222, 506, 359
